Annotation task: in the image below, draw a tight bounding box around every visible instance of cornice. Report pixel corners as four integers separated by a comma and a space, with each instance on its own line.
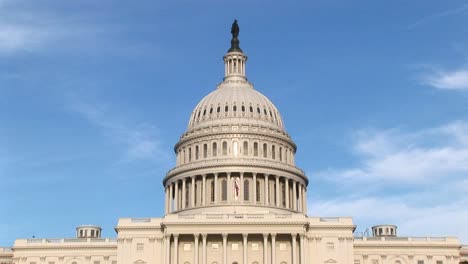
176, 129, 295, 151
164, 160, 306, 185
12, 245, 117, 251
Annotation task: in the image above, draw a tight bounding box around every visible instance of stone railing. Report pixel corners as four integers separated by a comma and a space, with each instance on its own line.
0, 247, 13, 253
166, 158, 305, 178
177, 212, 294, 220
353, 236, 458, 243
18, 238, 116, 245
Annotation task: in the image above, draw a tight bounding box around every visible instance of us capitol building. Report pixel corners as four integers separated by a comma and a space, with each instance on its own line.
1, 21, 467, 264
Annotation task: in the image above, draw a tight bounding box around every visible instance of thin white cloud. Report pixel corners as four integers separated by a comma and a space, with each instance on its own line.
422, 68, 468, 90
408, 4, 468, 29
316, 121, 468, 184
309, 196, 468, 241
70, 100, 169, 163
310, 121, 468, 242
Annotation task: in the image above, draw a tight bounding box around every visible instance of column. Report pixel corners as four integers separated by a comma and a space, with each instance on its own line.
263, 234, 269, 264
191, 176, 196, 207
165, 187, 169, 214
292, 181, 297, 211
194, 234, 199, 264
175, 181, 179, 211
182, 178, 186, 209
165, 235, 171, 264
253, 173, 257, 205
285, 179, 290, 209
292, 234, 297, 264
214, 173, 219, 204
242, 233, 248, 264
275, 176, 280, 207
227, 173, 231, 203
202, 234, 207, 264
297, 184, 302, 212
264, 174, 269, 205
202, 174, 207, 206
271, 233, 276, 264
222, 233, 228, 264
299, 234, 305, 264
240, 172, 244, 203
299, 185, 303, 212
174, 234, 179, 264
170, 183, 174, 213
303, 187, 307, 214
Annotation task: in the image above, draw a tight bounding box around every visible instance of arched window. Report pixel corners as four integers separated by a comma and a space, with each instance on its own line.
256, 181, 261, 202
203, 144, 208, 158
203, 109, 206, 116
263, 143, 267, 158
212, 142, 217, 157
233, 105, 237, 112
243, 141, 248, 156
281, 183, 286, 207
222, 180, 227, 201
253, 142, 258, 156
244, 180, 249, 201
257, 107, 260, 114
242, 105, 245, 112
210, 107, 213, 114
189, 147, 192, 162
186, 183, 191, 207
249, 106, 253, 113
194, 183, 198, 204
210, 180, 215, 202
222, 141, 228, 155
225, 105, 229, 112
217, 106, 220, 113
195, 146, 199, 160
279, 147, 283, 161
272, 145, 276, 159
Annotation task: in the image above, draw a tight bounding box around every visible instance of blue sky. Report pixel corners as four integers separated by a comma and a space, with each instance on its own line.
1, 0, 468, 246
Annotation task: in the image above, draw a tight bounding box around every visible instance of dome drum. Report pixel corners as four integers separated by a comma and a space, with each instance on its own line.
162, 171, 308, 215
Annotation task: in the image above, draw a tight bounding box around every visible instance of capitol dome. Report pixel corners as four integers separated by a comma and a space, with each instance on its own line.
163, 21, 307, 216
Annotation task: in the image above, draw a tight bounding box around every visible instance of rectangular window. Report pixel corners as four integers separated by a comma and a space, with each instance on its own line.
417, 261, 424, 264
137, 243, 144, 251
436, 261, 443, 264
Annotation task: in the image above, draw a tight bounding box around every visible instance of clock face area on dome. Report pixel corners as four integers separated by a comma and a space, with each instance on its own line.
162, 21, 308, 216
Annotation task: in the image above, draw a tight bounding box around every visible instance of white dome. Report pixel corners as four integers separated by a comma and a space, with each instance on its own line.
187, 80, 285, 132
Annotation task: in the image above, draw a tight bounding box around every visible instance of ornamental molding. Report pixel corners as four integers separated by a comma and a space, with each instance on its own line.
177, 130, 295, 150
353, 244, 460, 249
13, 245, 118, 250
164, 163, 306, 185
162, 220, 309, 226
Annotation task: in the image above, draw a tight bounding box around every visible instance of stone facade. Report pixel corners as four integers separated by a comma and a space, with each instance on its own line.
3, 24, 466, 264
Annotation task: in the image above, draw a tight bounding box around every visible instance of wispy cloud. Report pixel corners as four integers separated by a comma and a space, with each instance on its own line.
70, 99, 170, 163
408, 3, 468, 29
0, 1, 157, 57
310, 196, 468, 239
310, 121, 468, 242
421, 68, 468, 90
315, 121, 468, 184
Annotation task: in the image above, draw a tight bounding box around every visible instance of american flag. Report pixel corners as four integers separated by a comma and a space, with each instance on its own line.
234, 179, 240, 200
